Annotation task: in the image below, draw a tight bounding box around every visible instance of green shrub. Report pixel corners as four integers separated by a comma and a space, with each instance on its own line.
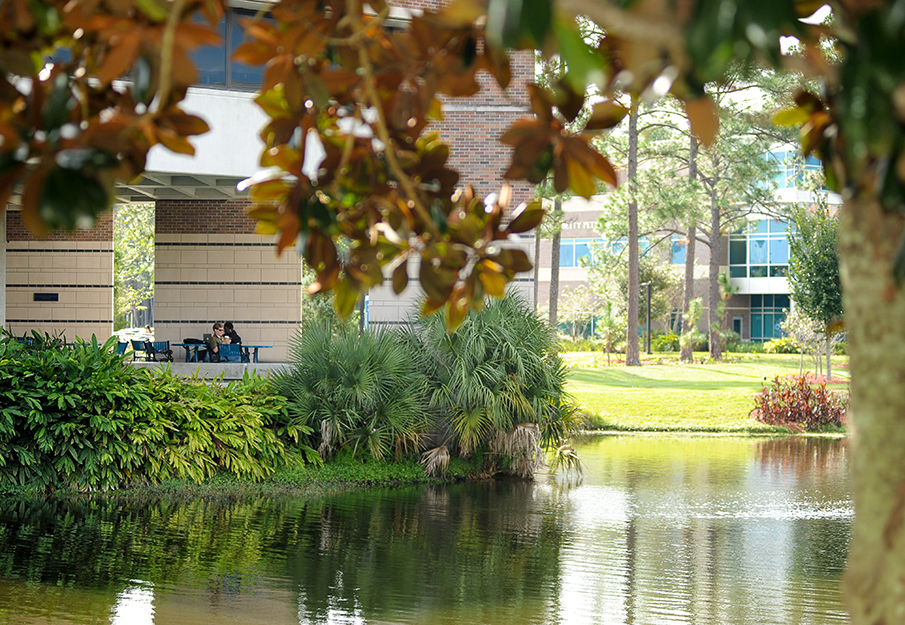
752, 375, 847, 431
651, 331, 679, 352
274, 324, 431, 462
763, 336, 800, 354
409, 293, 581, 477
0, 333, 308, 491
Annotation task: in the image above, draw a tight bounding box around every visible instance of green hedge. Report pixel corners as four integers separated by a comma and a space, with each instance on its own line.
0, 334, 313, 491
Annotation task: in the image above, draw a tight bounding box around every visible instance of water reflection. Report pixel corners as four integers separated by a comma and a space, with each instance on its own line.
0, 436, 851, 624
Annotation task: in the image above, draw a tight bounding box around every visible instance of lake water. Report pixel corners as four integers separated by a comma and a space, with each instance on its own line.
0, 435, 851, 624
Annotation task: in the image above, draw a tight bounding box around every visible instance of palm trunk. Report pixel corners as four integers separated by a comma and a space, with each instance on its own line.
838, 197, 905, 624
825, 334, 832, 382
626, 103, 641, 366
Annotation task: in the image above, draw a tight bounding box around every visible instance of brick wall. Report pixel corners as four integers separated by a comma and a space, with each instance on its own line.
5, 210, 114, 340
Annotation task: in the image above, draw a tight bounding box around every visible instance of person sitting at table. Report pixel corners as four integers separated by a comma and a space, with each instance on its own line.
204, 322, 230, 362
224, 321, 242, 345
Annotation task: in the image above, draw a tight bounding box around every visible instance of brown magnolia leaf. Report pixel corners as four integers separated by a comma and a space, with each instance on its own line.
566, 155, 596, 198
552, 79, 585, 124
392, 261, 409, 294
161, 110, 210, 135
155, 129, 195, 155
232, 40, 276, 66
98, 33, 141, 85
507, 201, 545, 233
585, 100, 629, 131
20, 166, 48, 237
685, 96, 719, 147
793, 90, 825, 113
248, 178, 294, 201
445, 290, 469, 331
526, 84, 555, 123
495, 248, 532, 273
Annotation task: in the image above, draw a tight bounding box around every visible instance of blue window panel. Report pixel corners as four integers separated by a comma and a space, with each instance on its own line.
773, 313, 786, 338
730, 266, 747, 278
560, 244, 575, 268
230, 19, 264, 88
671, 238, 687, 264
749, 239, 768, 264
574, 242, 591, 265
763, 294, 774, 307
769, 220, 789, 234
750, 266, 768, 277
191, 16, 227, 87
775, 294, 791, 309
752, 314, 763, 339
729, 240, 747, 265
751, 294, 762, 307
769, 238, 789, 264
753, 220, 769, 234
770, 265, 788, 277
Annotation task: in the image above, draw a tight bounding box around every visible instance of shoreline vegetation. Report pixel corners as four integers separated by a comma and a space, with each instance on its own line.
0, 349, 849, 500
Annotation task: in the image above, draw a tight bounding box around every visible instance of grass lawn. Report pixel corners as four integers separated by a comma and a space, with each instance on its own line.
564, 352, 850, 433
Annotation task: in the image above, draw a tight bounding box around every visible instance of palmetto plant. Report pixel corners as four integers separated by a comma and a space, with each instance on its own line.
274, 324, 431, 461
408, 293, 582, 477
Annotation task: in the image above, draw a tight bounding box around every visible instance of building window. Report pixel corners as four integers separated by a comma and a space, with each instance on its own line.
750, 294, 790, 342
766, 150, 823, 189
728, 219, 790, 279
671, 235, 687, 265
190, 9, 269, 91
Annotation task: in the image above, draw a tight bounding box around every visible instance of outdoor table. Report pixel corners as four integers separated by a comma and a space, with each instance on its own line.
241, 345, 273, 363
173, 343, 201, 362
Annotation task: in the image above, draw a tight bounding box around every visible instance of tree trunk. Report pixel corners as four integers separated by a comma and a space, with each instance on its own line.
626, 103, 641, 366
533, 225, 541, 311
825, 333, 832, 383
549, 196, 562, 327
708, 189, 722, 360
680, 136, 698, 363
838, 197, 905, 625
680, 224, 697, 362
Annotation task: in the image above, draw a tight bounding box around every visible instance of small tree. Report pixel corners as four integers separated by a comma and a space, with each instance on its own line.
787, 204, 843, 381
113, 204, 154, 330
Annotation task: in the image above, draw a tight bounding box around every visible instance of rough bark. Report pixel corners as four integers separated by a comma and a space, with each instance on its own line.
680, 136, 698, 363
549, 196, 562, 327
838, 197, 905, 625
626, 104, 641, 366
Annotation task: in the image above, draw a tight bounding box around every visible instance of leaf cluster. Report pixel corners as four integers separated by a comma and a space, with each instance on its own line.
752, 374, 847, 431
0, 332, 310, 491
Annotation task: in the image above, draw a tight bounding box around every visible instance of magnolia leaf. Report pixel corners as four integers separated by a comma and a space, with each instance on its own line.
392, 262, 409, 294
445, 294, 469, 331
134, 0, 168, 21
585, 101, 629, 131
507, 201, 545, 233
333, 277, 360, 319
773, 107, 811, 127
685, 96, 719, 147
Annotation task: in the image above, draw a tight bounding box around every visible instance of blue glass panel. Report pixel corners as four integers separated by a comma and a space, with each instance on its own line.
574, 242, 591, 265
751, 294, 762, 307
763, 294, 774, 307
751, 266, 768, 277
770, 265, 787, 277
775, 294, 791, 309
749, 239, 768, 264
752, 220, 769, 234
191, 17, 227, 86
671, 238, 686, 265
560, 244, 575, 268
774, 312, 786, 337
730, 266, 747, 278
769, 220, 789, 234
752, 314, 763, 340
230, 13, 267, 90
729, 240, 746, 265
770, 238, 789, 264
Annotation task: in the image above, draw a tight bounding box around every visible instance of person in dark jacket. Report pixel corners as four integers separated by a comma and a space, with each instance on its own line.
224, 321, 242, 345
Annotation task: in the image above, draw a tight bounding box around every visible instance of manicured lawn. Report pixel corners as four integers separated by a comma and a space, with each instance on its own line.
564, 352, 850, 432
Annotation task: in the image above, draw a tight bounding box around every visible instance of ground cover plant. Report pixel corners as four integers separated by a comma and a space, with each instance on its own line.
565, 353, 849, 432
0, 333, 308, 492
752, 375, 848, 432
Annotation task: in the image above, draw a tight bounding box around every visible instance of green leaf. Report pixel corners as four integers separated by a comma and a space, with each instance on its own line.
552, 19, 605, 95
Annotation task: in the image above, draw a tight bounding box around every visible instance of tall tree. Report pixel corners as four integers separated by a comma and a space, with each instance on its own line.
787, 203, 843, 381
113, 203, 154, 329
625, 102, 641, 365
681, 136, 699, 363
